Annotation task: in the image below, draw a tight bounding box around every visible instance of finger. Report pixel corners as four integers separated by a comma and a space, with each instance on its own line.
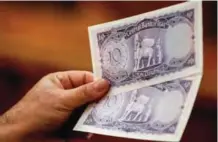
53, 71, 94, 89
62, 78, 110, 109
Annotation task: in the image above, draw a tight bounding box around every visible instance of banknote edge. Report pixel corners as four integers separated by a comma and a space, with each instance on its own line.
173, 74, 202, 141
88, 2, 199, 31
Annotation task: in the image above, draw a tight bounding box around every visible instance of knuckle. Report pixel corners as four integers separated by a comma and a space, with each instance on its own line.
46, 72, 62, 78
81, 85, 95, 100
84, 71, 93, 75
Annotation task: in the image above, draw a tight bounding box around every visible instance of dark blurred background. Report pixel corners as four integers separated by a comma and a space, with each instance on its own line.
0, 1, 217, 142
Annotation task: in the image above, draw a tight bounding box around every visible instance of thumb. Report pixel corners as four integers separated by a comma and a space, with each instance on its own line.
62, 79, 110, 109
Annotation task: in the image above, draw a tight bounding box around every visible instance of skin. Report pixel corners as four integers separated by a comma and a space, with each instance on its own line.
0, 71, 110, 142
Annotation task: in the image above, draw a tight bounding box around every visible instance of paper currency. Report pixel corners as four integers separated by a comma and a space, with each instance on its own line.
74, 2, 203, 142
74, 76, 201, 141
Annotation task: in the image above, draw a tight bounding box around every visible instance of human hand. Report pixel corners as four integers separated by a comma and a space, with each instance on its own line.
0, 71, 110, 142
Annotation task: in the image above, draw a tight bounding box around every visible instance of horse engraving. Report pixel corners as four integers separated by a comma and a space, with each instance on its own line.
119, 90, 152, 122
134, 34, 162, 71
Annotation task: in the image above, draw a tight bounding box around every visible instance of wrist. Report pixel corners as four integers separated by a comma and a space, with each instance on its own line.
0, 113, 25, 142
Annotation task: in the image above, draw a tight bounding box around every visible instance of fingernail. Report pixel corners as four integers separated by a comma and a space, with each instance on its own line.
93, 79, 109, 92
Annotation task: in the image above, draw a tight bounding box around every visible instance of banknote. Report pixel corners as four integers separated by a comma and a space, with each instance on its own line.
74, 2, 203, 142
74, 75, 202, 142
88, 1, 202, 90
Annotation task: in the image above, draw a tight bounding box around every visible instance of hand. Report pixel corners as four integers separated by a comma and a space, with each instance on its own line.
0, 71, 110, 142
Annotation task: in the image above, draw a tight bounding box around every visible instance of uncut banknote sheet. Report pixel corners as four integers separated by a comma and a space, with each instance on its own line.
74, 2, 203, 142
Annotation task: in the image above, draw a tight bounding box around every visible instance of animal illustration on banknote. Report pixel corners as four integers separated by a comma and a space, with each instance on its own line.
83, 79, 192, 134
134, 34, 162, 71
119, 90, 152, 122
